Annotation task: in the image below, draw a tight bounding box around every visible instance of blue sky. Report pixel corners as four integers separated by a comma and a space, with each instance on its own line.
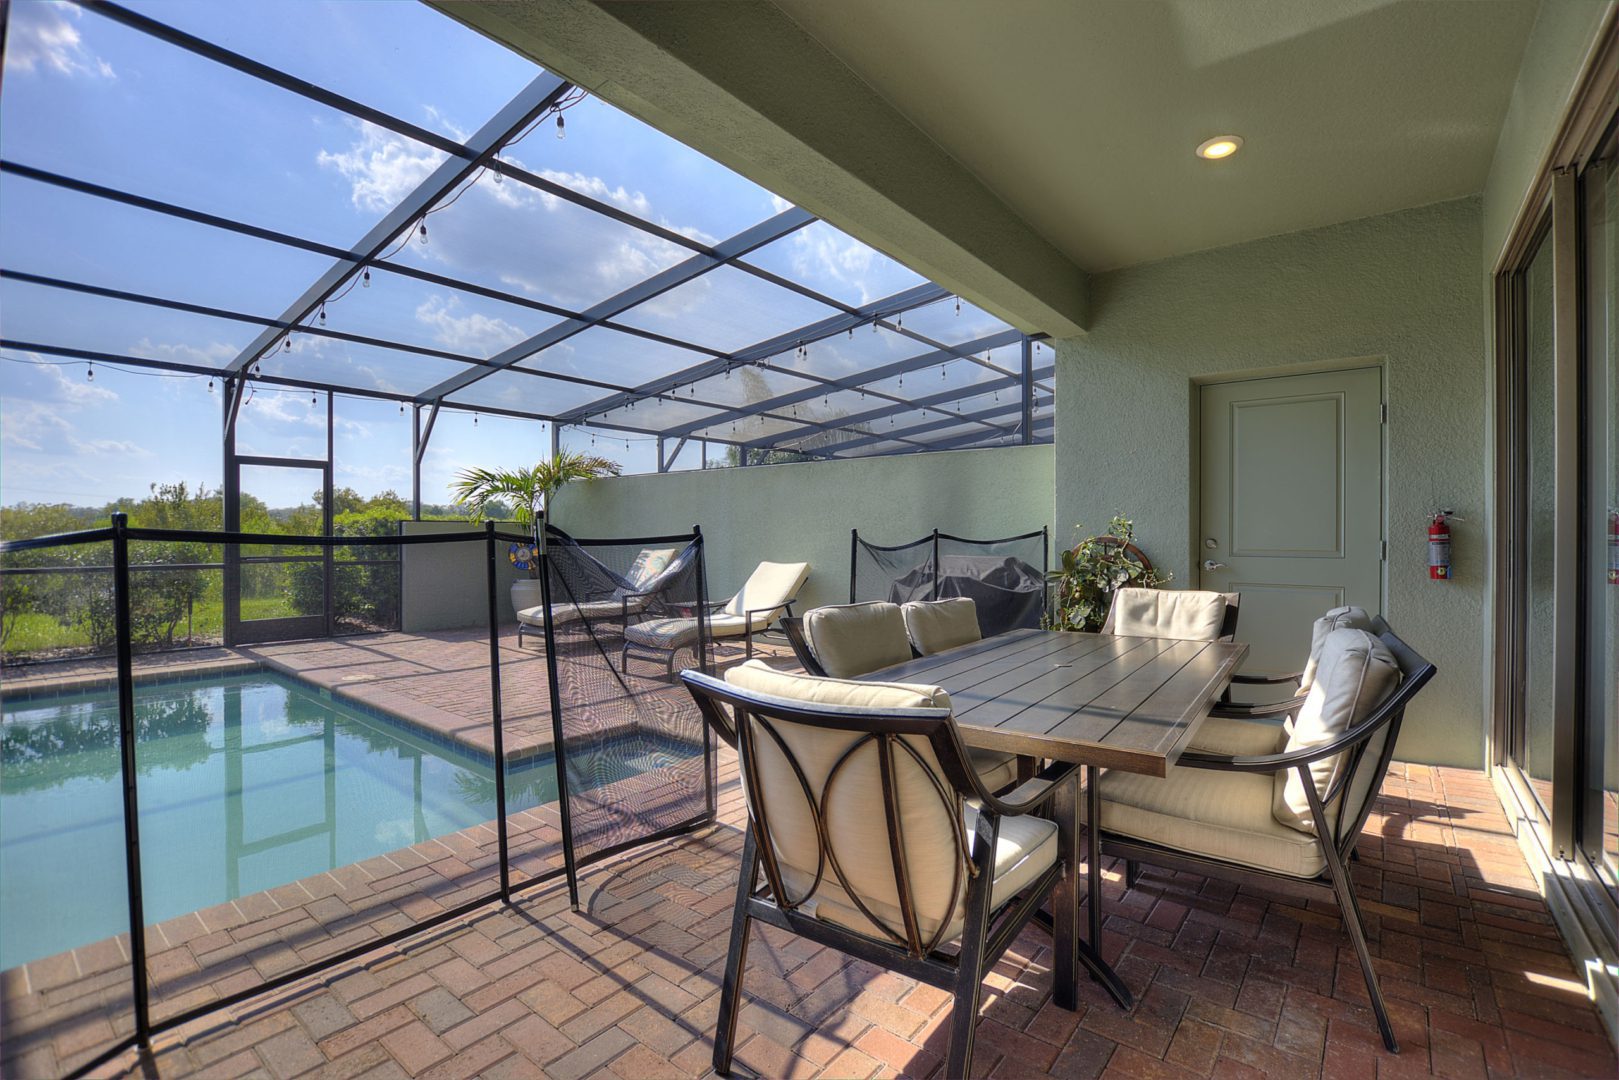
0, 0, 1019, 511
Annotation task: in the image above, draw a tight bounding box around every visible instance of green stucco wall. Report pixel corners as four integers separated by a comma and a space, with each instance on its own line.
551, 445, 1055, 613
1054, 197, 1486, 767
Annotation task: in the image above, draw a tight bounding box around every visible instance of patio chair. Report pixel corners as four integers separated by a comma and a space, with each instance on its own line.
1101, 587, 1240, 642
902, 597, 981, 655
799, 601, 1018, 791
514, 545, 679, 646
620, 560, 809, 675
681, 661, 1080, 1079
1209, 604, 1374, 724
1094, 619, 1436, 1052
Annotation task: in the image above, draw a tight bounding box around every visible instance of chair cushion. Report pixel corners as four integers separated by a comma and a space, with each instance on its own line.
811, 805, 1057, 946
624, 547, 679, 589
1299, 605, 1374, 693
724, 659, 949, 709
1107, 588, 1228, 641
803, 602, 914, 678
902, 598, 982, 656
1186, 715, 1287, 757
1273, 628, 1400, 833
723, 561, 811, 624
967, 749, 1019, 792
1098, 766, 1327, 879
623, 617, 703, 651
516, 598, 646, 629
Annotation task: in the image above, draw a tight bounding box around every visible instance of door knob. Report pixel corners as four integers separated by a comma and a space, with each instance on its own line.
1203, 560, 1227, 571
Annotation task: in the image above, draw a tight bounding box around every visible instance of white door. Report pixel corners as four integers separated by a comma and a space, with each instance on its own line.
1199, 367, 1384, 676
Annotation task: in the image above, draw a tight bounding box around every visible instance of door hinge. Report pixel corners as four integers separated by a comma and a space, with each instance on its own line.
1381, 540, 1388, 561
1380, 402, 1388, 423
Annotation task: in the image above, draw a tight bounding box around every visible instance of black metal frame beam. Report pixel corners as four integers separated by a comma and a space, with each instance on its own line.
418, 207, 816, 400
226, 72, 572, 373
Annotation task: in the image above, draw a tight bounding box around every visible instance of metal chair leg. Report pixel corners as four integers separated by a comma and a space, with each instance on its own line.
714, 831, 759, 1076
945, 825, 998, 1080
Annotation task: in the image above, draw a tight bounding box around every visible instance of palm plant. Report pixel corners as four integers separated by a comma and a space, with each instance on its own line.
453, 451, 621, 571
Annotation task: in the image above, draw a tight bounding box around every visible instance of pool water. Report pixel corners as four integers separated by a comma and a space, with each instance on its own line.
0, 671, 693, 971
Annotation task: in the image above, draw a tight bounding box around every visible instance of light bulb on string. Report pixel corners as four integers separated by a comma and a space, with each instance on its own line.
492, 157, 503, 184
311, 391, 318, 407
473, 413, 479, 426
318, 303, 327, 326
283, 336, 291, 352
418, 221, 428, 245
207, 377, 214, 393
955, 297, 961, 316
362, 269, 371, 289
399, 402, 405, 414
86, 361, 94, 381
555, 113, 566, 139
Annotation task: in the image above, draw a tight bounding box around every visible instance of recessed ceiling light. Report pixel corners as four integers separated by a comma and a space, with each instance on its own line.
1196, 135, 1243, 161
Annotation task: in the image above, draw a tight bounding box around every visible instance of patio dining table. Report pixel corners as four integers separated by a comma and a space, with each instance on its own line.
861, 626, 1248, 1012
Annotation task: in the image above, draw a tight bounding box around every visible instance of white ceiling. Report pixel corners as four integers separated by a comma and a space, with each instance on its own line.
772, 0, 1542, 270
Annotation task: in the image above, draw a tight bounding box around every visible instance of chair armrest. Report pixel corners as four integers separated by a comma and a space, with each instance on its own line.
1176, 710, 1392, 774
1231, 671, 1304, 687
974, 761, 1080, 817
1209, 696, 1304, 721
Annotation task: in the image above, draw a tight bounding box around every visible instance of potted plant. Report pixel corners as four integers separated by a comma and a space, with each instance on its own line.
452, 451, 622, 613
1045, 515, 1172, 632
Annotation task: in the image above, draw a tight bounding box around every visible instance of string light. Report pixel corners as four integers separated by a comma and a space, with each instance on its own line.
399, 402, 405, 414
311, 391, 318, 407
317, 303, 327, 326
86, 361, 94, 381
955, 297, 961, 316
473, 412, 479, 426
362, 269, 371, 289
207, 377, 214, 393
556, 113, 566, 139
492, 157, 503, 184
418, 221, 429, 245
283, 337, 292, 351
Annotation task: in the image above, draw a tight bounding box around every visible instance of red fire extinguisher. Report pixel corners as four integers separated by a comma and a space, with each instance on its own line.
1428, 511, 1452, 581
1607, 508, 1618, 585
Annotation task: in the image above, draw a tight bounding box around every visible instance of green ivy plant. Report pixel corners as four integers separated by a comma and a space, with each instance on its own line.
1044, 515, 1172, 632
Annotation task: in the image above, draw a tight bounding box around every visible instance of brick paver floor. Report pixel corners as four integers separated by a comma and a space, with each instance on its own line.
37, 759, 1612, 1079
5, 633, 1614, 1078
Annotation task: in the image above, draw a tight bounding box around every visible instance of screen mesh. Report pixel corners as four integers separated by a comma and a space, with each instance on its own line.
852, 528, 1049, 636
540, 527, 715, 867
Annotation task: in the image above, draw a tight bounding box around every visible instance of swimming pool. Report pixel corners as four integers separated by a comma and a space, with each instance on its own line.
0, 670, 695, 971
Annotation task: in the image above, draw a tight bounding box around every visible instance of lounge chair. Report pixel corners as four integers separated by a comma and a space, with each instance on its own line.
514, 545, 680, 646
620, 560, 810, 675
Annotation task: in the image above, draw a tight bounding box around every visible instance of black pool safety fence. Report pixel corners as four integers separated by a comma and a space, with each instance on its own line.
0, 514, 715, 1078
849, 526, 1051, 636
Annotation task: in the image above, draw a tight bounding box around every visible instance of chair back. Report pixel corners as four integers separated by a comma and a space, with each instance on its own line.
1102, 587, 1239, 641
1299, 605, 1374, 692
902, 598, 981, 655
1276, 618, 1436, 856
780, 616, 827, 676
802, 601, 913, 678
724, 561, 811, 625
682, 663, 983, 957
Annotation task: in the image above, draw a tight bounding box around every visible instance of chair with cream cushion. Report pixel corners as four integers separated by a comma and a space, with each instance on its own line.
620, 560, 810, 675
681, 660, 1079, 1079
902, 597, 982, 656
514, 545, 680, 646
1102, 587, 1240, 642
1096, 620, 1434, 1053
1209, 604, 1374, 724
801, 602, 1018, 792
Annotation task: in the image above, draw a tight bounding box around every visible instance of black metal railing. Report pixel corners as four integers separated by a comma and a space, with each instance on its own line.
0, 514, 716, 1078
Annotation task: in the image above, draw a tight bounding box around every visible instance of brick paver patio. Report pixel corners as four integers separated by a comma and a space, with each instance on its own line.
3, 632, 1615, 1078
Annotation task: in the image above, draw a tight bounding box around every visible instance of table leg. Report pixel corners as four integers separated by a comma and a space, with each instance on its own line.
1040, 766, 1134, 1010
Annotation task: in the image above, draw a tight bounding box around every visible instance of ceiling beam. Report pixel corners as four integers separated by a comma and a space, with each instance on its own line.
429, 0, 1088, 336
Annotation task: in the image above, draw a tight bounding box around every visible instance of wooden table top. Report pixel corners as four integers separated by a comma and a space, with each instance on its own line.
863, 627, 1249, 777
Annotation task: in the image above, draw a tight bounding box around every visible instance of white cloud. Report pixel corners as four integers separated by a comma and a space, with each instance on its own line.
130, 338, 238, 368
5, 2, 114, 79
318, 121, 447, 213
414, 296, 524, 357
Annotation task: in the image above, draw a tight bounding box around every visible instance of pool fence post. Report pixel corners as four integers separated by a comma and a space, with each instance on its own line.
111, 512, 153, 1045
536, 527, 581, 910
485, 522, 511, 903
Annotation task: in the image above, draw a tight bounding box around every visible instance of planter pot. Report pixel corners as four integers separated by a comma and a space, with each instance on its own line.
510, 578, 543, 615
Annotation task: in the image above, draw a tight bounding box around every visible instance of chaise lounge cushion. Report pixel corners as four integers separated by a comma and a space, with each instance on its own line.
902, 598, 982, 656
803, 601, 913, 678
723, 661, 1055, 944
725, 561, 811, 630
